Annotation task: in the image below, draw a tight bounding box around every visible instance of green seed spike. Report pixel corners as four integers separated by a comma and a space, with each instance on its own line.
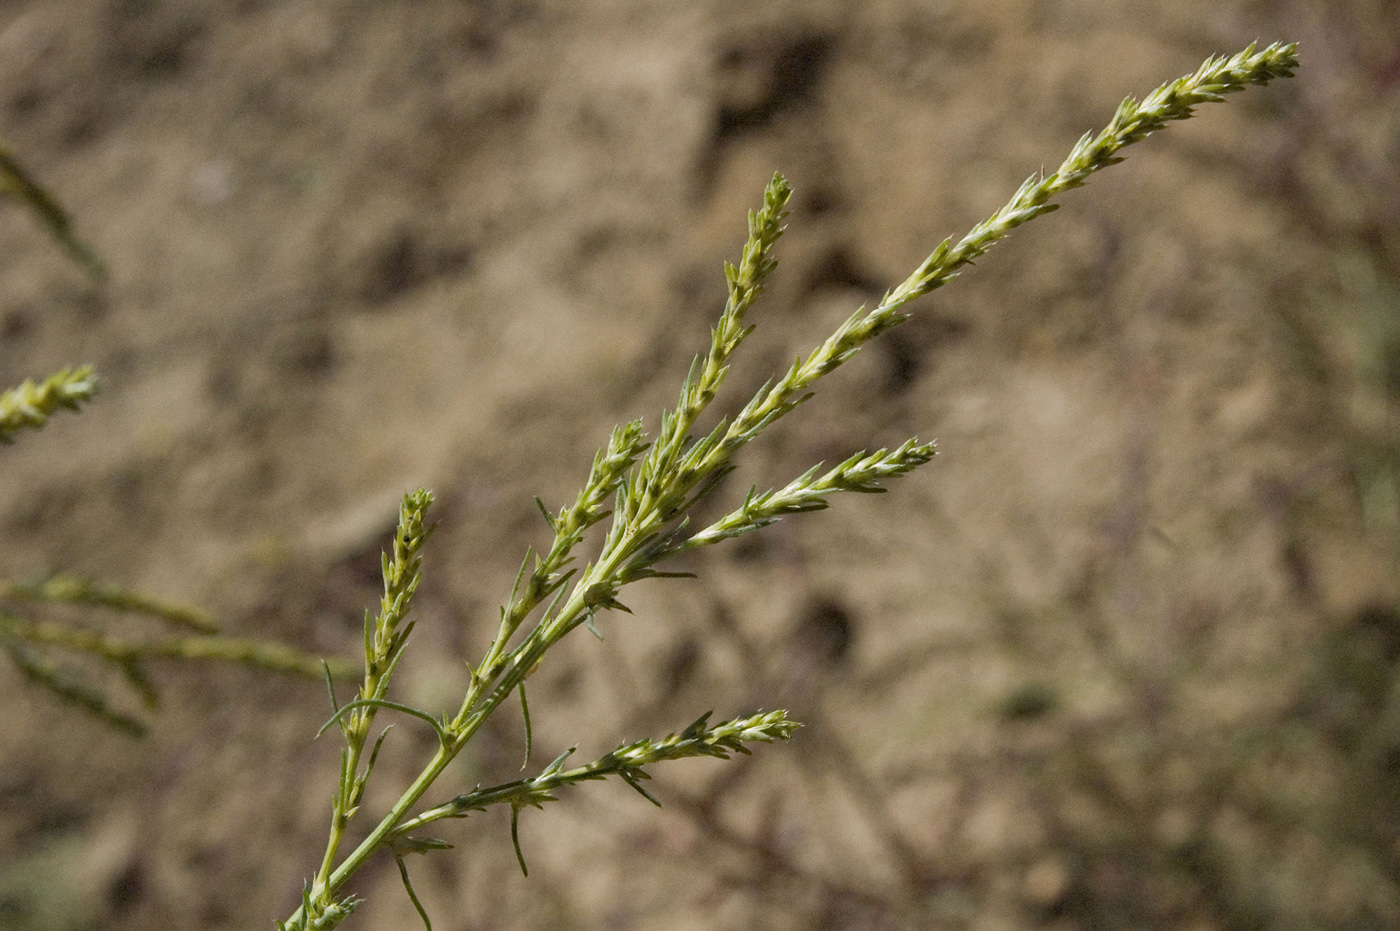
274, 44, 1298, 927
0, 367, 100, 443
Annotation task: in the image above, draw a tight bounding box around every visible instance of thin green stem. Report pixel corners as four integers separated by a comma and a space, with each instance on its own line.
285, 743, 458, 931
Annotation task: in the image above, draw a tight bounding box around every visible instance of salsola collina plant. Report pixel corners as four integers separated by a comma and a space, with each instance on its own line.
278, 42, 1299, 931
1, 149, 354, 734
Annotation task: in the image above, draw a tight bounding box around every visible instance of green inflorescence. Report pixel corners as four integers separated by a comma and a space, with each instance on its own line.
278, 42, 1299, 931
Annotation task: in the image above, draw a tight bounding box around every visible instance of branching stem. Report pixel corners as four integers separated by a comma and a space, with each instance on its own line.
277, 42, 1298, 931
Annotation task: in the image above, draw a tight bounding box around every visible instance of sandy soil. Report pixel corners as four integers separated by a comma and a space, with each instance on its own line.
2, 1, 1399, 929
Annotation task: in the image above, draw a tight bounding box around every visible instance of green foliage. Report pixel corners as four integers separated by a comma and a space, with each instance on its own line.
279, 42, 1300, 931
0, 366, 99, 444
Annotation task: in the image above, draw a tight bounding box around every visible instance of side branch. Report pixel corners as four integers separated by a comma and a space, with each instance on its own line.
394, 710, 799, 836
0, 367, 99, 443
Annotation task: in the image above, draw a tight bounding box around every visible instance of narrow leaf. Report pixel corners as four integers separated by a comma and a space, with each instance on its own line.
619, 769, 662, 808
316, 698, 447, 745
364, 725, 393, 781
510, 806, 529, 877
394, 855, 434, 931
534, 497, 557, 532
518, 682, 532, 771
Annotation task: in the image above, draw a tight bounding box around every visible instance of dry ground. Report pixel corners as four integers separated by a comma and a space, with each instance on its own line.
2, 1, 1400, 930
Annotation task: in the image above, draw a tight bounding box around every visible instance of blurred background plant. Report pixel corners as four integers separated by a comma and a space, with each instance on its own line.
0, 147, 352, 733
0, 3, 1396, 931
1, 141, 104, 281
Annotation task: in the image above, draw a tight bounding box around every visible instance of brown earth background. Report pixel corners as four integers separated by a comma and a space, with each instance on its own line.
2, 1, 1399, 930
